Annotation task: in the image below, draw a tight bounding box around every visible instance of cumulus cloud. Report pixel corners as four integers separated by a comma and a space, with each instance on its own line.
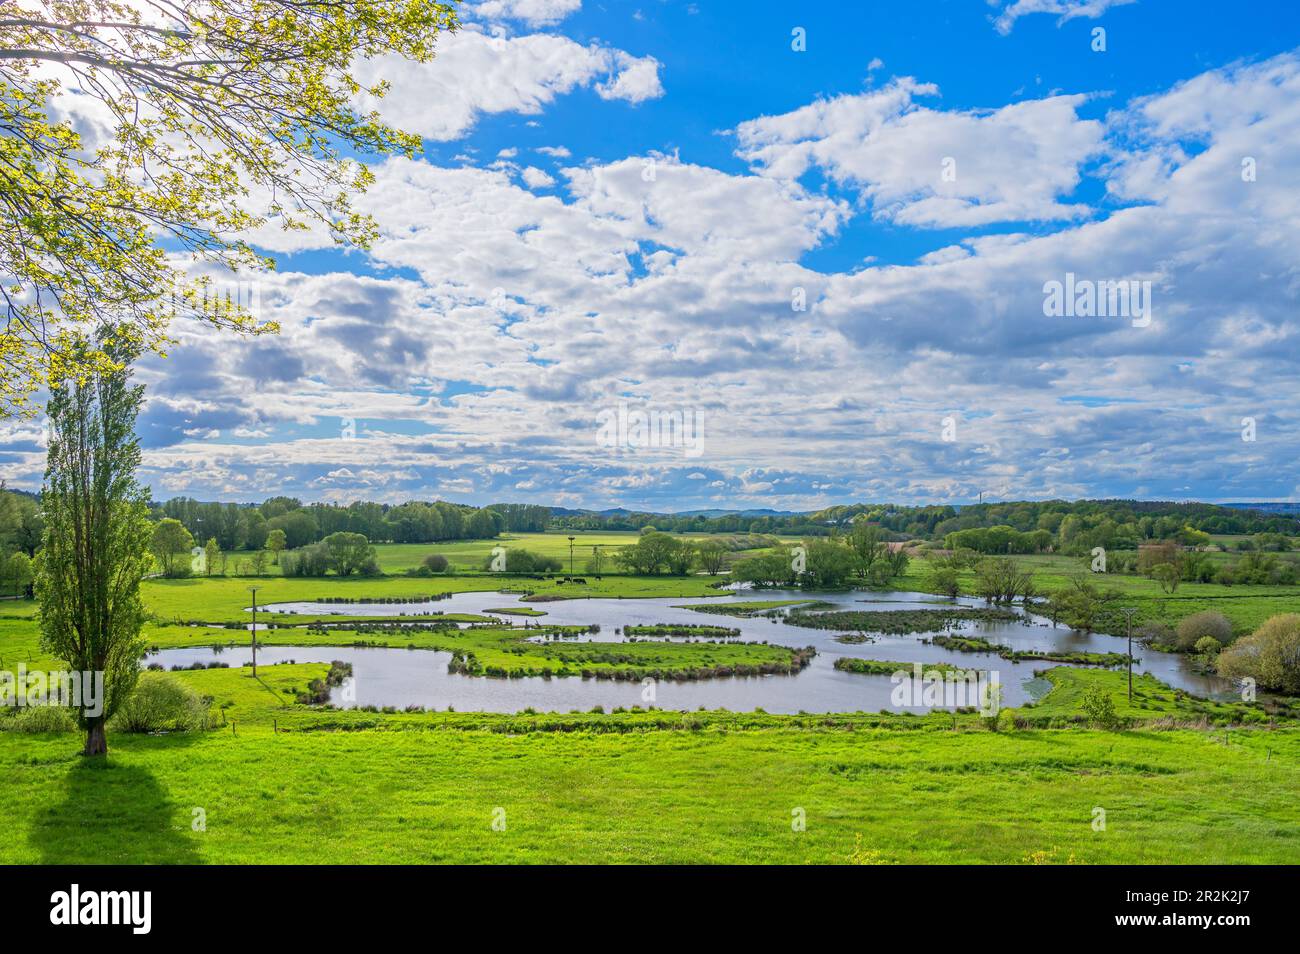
353, 30, 663, 141
10, 44, 1299, 510
594, 50, 664, 103
734, 79, 1105, 227
472, 0, 583, 27
521, 166, 557, 188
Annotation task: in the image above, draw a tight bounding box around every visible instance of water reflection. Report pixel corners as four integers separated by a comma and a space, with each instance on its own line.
147, 587, 1232, 712
144, 588, 1236, 714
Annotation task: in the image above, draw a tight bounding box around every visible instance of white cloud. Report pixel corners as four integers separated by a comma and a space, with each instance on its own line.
15, 48, 1295, 510
353, 29, 663, 141
594, 51, 664, 103
991, 0, 1137, 35
472, 0, 582, 27
521, 166, 557, 188
563, 154, 848, 260
735, 79, 1104, 227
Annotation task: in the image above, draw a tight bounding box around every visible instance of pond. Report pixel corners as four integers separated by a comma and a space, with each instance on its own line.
149, 588, 1233, 714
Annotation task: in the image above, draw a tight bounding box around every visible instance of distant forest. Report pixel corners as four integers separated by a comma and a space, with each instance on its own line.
551, 500, 1299, 550
3, 490, 1294, 558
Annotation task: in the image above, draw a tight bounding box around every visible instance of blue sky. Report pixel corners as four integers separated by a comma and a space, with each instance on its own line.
5, 0, 1300, 510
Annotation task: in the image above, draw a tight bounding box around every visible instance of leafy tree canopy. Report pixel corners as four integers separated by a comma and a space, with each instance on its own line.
0, 0, 458, 412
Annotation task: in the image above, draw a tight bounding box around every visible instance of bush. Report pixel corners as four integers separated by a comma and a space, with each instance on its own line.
927, 566, 961, 598
281, 542, 331, 577
1137, 622, 1175, 647
0, 704, 77, 733
1173, 611, 1233, 652
1194, 636, 1222, 656
108, 673, 212, 733
1217, 614, 1300, 693
1190, 639, 1222, 660
422, 553, 449, 573
1080, 686, 1117, 729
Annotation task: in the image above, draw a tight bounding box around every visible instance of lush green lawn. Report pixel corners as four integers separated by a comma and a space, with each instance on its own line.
0, 614, 53, 670
4, 650, 1298, 864
2, 720, 1296, 864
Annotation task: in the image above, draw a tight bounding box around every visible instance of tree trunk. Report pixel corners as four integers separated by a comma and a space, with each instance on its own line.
83, 718, 107, 757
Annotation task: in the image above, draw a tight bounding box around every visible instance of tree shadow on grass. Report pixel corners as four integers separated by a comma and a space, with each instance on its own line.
31, 752, 203, 864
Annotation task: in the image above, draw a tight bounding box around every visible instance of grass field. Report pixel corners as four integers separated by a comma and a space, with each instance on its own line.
4, 556, 1300, 864
224, 531, 790, 577
369, 532, 645, 573
3, 713, 1295, 864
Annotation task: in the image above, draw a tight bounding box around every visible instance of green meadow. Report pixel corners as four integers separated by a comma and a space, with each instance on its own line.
3, 542, 1300, 864
216, 531, 794, 577
3, 700, 1296, 864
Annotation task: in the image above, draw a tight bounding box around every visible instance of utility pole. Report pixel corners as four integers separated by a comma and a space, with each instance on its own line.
1121, 606, 1138, 703
249, 585, 262, 677
567, 535, 576, 575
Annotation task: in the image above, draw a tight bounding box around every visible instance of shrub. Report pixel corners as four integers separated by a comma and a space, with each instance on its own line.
1, 704, 77, 733
1137, 622, 1175, 647
1080, 686, 1117, 729
281, 542, 331, 577
1217, 614, 1300, 693
1174, 612, 1233, 651
296, 660, 353, 704
422, 553, 449, 573
927, 565, 961, 598
1194, 636, 1222, 656
108, 673, 212, 733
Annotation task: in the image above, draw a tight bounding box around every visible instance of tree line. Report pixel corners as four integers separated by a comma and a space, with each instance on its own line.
154, 496, 520, 552
550, 499, 1297, 544
730, 523, 910, 589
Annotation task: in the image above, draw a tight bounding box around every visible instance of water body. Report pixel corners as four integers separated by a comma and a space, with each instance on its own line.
150, 589, 1231, 714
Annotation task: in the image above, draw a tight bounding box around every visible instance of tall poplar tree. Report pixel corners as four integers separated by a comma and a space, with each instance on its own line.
36, 331, 153, 756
